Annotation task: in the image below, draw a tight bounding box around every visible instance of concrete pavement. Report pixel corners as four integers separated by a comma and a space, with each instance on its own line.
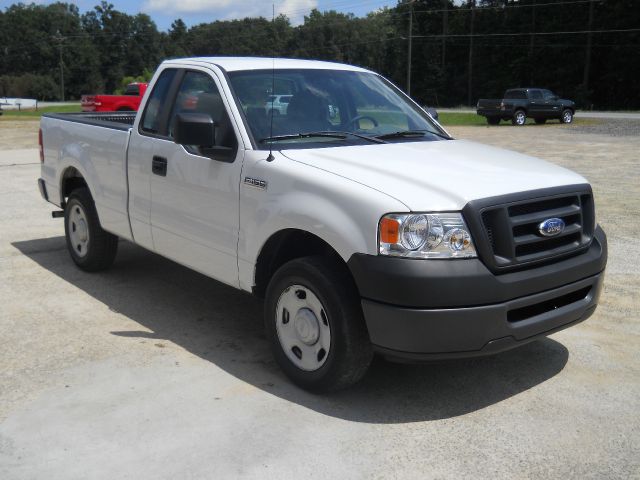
1, 128, 639, 479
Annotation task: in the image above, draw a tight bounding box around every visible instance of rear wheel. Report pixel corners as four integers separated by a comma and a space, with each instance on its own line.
534, 118, 547, 125
265, 256, 373, 392
486, 117, 500, 125
561, 109, 573, 124
512, 109, 527, 126
64, 187, 118, 271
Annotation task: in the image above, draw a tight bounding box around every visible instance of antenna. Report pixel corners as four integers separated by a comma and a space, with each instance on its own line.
266, 3, 276, 162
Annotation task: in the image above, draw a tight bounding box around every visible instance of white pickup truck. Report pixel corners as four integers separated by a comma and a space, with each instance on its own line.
38, 57, 607, 391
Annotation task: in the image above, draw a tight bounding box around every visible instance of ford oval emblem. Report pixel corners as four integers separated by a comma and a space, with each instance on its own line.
538, 218, 565, 237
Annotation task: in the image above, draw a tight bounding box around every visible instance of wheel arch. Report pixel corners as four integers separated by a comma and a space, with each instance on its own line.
59, 166, 89, 206
253, 228, 355, 298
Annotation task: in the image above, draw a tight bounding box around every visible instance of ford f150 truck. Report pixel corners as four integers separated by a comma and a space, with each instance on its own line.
477, 88, 576, 126
81, 82, 148, 112
38, 57, 606, 392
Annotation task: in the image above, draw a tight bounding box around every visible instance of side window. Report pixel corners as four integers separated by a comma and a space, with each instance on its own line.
542, 90, 555, 100
124, 84, 139, 96
530, 90, 543, 100
140, 69, 177, 134
169, 71, 238, 154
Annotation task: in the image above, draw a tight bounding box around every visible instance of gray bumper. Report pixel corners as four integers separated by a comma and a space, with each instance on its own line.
363, 272, 603, 361
348, 227, 607, 361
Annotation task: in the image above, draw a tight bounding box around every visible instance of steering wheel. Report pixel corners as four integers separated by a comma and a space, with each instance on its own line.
346, 115, 379, 130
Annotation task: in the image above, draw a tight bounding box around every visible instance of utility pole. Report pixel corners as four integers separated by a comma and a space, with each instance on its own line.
55, 31, 65, 102
406, 0, 415, 96
583, 0, 595, 93
442, 0, 448, 68
528, 0, 536, 85
467, 0, 475, 107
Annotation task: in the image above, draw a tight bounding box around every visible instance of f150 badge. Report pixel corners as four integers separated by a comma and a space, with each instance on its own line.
244, 177, 267, 190
538, 218, 565, 237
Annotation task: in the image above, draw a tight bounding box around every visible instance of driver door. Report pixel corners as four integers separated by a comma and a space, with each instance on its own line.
149, 68, 244, 287
543, 89, 562, 117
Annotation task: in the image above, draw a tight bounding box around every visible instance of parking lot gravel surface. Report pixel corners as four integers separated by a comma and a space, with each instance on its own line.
0, 120, 638, 479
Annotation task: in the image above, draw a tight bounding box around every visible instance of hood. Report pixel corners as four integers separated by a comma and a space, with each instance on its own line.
280, 139, 587, 211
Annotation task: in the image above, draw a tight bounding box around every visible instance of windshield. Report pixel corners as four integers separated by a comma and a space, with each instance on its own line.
228, 69, 449, 149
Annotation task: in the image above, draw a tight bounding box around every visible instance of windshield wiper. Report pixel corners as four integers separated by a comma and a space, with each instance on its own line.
311, 130, 387, 144
259, 132, 348, 143
259, 131, 386, 144
375, 129, 451, 140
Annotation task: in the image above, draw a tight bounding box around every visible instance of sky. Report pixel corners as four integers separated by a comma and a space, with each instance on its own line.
1, 0, 399, 30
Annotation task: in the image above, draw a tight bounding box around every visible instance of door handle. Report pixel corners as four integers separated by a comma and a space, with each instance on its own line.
152, 156, 167, 176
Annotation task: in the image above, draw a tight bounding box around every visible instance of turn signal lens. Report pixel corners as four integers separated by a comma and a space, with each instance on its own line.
379, 217, 399, 244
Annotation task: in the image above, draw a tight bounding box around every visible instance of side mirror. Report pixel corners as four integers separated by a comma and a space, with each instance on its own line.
423, 106, 439, 122
173, 112, 216, 147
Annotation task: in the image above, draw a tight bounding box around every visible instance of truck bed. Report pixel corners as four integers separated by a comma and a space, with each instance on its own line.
40, 111, 136, 241
43, 112, 136, 131
476, 99, 504, 117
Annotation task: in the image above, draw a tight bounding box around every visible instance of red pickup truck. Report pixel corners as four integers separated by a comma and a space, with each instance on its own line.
81, 82, 148, 112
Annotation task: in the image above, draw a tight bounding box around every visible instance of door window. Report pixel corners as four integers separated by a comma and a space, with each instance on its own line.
168, 71, 238, 154
529, 90, 543, 100
140, 69, 177, 134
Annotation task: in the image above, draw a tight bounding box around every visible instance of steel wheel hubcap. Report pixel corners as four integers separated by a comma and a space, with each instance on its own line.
68, 204, 90, 257
275, 285, 331, 371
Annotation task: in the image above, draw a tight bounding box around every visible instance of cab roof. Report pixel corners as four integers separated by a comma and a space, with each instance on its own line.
162, 56, 372, 73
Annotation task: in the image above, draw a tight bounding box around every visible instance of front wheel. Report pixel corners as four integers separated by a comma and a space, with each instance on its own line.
265, 256, 373, 392
64, 187, 118, 271
561, 109, 573, 124
512, 109, 527, 126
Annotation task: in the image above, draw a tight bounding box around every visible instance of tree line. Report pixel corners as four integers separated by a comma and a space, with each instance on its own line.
0, 0, 637, 109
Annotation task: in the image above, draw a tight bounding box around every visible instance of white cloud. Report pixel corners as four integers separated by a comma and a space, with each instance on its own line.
275, 0, 318, 24
141, 0, 317, 24
142, 0, 235, 14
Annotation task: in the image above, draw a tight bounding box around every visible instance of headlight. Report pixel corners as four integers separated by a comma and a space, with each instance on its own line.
379, 212, 477, 258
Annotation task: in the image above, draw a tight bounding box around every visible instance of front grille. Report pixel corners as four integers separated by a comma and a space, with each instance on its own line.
464, 185, 595, 272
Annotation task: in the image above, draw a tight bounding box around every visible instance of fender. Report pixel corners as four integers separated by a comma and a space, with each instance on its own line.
237, 150, 408, 291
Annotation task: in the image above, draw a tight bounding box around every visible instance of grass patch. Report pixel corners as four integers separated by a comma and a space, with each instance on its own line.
0, 104, 82, 120
437, 112, 487, 126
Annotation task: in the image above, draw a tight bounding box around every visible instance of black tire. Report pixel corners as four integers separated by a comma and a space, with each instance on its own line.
534, 118, 547, 125
486, 116, 500, 125
560, 109, 573, 124
264, 256, 373, 392
64, 187, 118, 272
512, 109, 527, 126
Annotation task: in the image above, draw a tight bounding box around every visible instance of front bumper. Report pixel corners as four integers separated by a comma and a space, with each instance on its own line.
348, 226, 607, 361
